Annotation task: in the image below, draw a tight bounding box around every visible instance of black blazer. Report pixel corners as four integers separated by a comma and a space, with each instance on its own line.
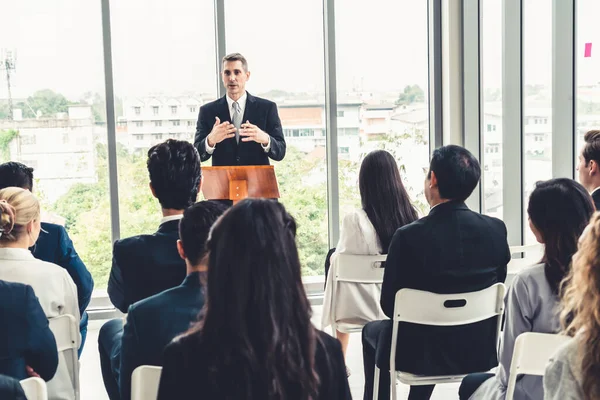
0, 281, 58, 382
157, 330, 350, 400
119, 272, 205, 400
108, 220, 186, 313
194, 93, 286, 166
380, 201, 511, 375
592, 189, 600, 210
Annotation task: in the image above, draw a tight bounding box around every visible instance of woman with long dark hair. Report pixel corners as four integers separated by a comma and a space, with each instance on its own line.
545, 212, 600, 400
459, 178, 594, 400
322, 150, 418, 364
157, 199, 351, 400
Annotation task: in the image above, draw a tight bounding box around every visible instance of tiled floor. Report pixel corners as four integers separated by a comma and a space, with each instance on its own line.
80, 306, 460, 400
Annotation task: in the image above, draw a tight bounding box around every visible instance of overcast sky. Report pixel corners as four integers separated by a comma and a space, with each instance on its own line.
0, 0, 597, 101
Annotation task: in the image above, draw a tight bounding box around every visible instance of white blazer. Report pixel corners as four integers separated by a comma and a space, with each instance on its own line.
321, 209, 386, 329
0, 248, 80, 400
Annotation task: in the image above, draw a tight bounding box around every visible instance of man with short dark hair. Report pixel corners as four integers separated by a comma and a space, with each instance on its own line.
0, 161, 93, 355
99, 201, 227, 400
194, 52, 286, 166
362, 145, 511, 400
577, 129, 600, 209
107, 139, 202, 313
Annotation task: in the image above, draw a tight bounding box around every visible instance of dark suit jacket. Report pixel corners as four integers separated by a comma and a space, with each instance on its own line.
0, 374, 27, 400
31, 222, 93, 319
0, 281, 58, 382
119, 272, 205, 400
380, 201, 511, 375
592, 189, 600, 210
157, 330, 350, 400
194, 93, 286, 166
108, 220, 186, 313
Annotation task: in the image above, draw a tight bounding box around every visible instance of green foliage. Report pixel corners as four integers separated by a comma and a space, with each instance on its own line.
18, 89, 70, 118
396, 85, 425, 106
0, 129, 19, 161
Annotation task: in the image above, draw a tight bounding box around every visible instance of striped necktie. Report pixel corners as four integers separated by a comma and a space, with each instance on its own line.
232, 101, 242, 143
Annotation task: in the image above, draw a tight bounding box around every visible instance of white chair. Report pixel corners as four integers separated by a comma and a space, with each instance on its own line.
131, 365, 162, 400
330, 254, 387, 336
20, 377, 47, 400
373, 283, 506, 400
48, 314, 80, 400
505, 332, 571, 400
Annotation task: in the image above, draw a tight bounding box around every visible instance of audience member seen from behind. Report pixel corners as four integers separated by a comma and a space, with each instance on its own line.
362, 145, 511, 400
460, 178, 594, 400
157, 199, 351, 400
321, 150, 418, 363
0, 374, 27, 400
0, 280, 58, 382
98, 201, 227, 400
577, 129, 600, 209
544, 212, 600, 400
107, 139, 203, 313
0, 161, 93, 354
0, 187, 80, 400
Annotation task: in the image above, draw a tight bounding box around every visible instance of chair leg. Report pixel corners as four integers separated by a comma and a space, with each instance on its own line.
390, 371, 397, 400
372, 366, 380, 400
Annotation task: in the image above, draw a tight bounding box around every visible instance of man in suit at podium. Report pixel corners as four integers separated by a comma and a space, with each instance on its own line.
578, 129, 600, 209
194, 53, 286, 166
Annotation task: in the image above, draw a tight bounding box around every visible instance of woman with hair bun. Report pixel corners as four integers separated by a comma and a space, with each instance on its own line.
0, 187, 80, 400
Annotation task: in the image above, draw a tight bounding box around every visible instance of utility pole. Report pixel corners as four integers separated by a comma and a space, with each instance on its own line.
0, 49, 17, 120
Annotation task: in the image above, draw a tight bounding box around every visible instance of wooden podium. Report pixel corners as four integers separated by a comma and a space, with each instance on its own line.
201, 165, 280, 204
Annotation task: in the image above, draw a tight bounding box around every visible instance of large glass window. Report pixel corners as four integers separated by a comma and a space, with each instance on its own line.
481, 0, 503, 219
335, 0, 430, 222
225, 0, 327, 276
111, 0, 217, 284
0, 1, 112, 286
576, 0, 600, 161
523, 0, 552, 244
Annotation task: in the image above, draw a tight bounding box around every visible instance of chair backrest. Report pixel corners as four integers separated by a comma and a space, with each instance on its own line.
131, 365, 162, 400
20, 377, 47, 400
392, 283, 506, 326
48, 314, 80, 399
389, 284, 506, 375
505, 332, 571, 400
334, 254, 387, 283
509, 243, 543, 257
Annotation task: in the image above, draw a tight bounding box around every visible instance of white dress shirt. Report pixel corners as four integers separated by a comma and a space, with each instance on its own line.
160, 214, 184, 225
0, 248, 80, 400
205, 92, 271, 154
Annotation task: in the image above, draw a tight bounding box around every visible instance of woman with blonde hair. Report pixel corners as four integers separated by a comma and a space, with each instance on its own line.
0, 187, 79, 400
544, 212, 600, 399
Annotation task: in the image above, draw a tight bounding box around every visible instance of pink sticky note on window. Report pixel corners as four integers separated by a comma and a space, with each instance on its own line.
585, 42, 592, 57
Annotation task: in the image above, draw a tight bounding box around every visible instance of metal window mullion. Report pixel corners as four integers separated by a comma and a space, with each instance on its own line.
323, 0, 340, 248
101, 0, 121, 242
214, 0, 226, 98
463, 0, 482, 212
502, 0, 524, 246
552, 0, 575, 178
428, 0, 443, 152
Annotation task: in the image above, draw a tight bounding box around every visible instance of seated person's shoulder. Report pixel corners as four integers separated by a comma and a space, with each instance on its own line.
40, 222, 65, 236
514, 262, 546, 284
113, 233, 153, 255
127, 285, 180, 316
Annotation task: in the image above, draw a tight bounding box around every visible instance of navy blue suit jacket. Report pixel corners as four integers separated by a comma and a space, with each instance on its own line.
0, 374, 27, 400
119, 272, 205, 400
0, 281, 58, 382
194, 93, 286, 166
108, 220, 186, 313
31, 222, 94, 318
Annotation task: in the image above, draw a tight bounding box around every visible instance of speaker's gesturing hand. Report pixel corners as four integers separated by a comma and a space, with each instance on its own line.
240, 121, 269, 145
207, 117, 236, 147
